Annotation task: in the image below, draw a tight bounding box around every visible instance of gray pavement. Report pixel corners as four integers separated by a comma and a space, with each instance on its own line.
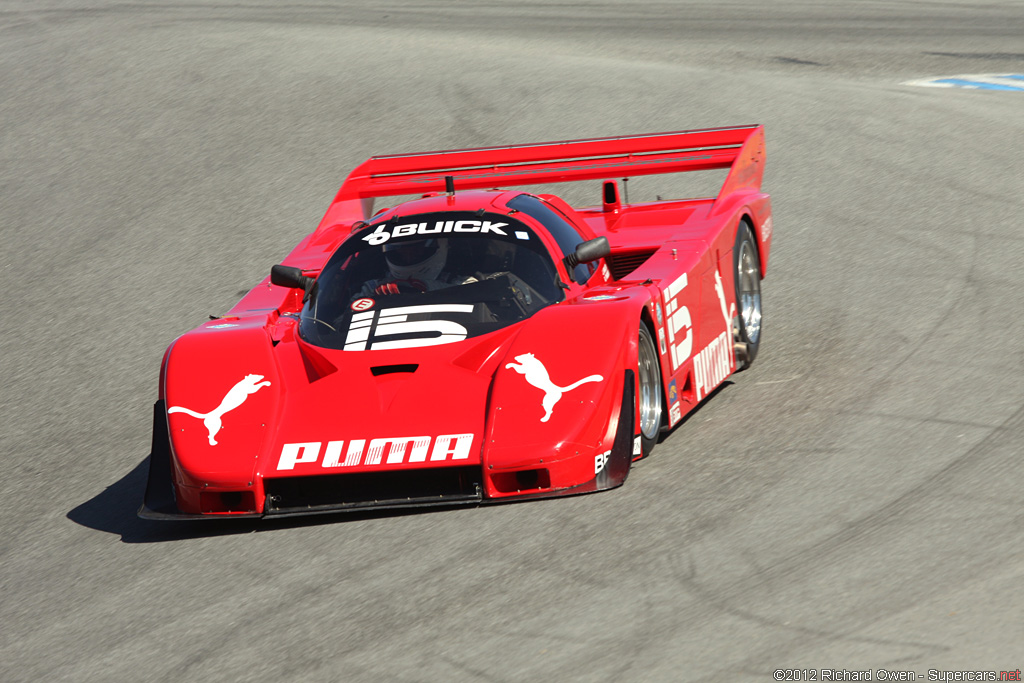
2, 2, 1023, 681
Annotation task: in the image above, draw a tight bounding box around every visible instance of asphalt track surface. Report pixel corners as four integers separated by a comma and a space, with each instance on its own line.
3, 2, 1024, 681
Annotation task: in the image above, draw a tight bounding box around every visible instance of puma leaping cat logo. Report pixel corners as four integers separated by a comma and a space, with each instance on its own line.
714, 268, 737, 332
168, 374, 271, 445
505, 353, 603, 422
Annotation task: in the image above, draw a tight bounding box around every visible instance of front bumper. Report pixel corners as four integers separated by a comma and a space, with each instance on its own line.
139, 371, 635, 520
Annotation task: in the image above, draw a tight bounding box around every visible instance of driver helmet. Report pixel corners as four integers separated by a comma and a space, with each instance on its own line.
383, 238, 448, 281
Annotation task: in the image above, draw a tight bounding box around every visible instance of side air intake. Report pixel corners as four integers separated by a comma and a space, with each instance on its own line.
606, 249, 658, 280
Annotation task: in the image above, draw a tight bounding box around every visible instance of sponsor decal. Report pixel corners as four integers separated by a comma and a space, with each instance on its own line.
344, 303, 474, 351
761, 216, 773, 242
693, 267, 738, 401
694, 331, 733, 401
655, 301, 663, 326
667, 378, 682, 427
595, 450, 610, 474
515, 231, 530, 241
350, 297, 375, 312
362, 220, 508, 246
168, 374, 270, 446
505, 353, 603, 422
277, 433, 474, 470
713, 267, 737, 339
632, 436, 642, 456
661, 272, 693, 372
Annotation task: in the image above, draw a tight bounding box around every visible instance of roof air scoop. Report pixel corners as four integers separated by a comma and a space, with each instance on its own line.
602, 180, 621, 212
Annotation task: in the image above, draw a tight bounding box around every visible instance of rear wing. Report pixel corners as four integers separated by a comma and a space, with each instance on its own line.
320, 124, 765, 227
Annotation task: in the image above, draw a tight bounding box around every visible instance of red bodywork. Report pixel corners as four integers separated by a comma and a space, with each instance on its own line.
141, 125, 773, 519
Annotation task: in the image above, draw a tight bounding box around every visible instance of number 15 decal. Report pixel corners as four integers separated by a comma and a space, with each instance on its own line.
344, 304, 475, 351
662, 273, 693, 371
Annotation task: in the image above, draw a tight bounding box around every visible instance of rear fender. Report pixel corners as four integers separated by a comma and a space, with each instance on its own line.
712, 192, 773, 277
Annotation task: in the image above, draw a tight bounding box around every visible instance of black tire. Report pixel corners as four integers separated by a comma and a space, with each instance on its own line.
733, 221, 762, 370
637, 324, 663, 457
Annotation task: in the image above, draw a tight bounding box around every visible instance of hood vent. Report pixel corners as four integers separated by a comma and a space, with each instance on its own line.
371, 364, 419, 376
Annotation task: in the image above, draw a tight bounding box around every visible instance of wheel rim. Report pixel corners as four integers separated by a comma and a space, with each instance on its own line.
738, 239, 762, 344
638, 328, 662, 441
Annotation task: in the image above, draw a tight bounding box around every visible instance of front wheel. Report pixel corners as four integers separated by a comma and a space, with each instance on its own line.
637, 324, 663, 457
733, 221, 763, 370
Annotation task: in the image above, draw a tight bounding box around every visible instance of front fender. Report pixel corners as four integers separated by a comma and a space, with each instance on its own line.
484, 297, 644, 494
162, 319, 281, 509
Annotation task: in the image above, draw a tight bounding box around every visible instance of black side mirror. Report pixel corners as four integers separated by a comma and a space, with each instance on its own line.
563, 236, 610, 271
271, 265, 317, 301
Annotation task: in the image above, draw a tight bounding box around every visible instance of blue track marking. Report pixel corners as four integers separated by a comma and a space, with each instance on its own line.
932, 78, 1024, 91
904, 73, 1024, 91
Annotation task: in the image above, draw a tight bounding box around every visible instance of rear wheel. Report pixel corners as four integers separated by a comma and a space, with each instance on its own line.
637, 324, 662, 457
733, 221, 762, 370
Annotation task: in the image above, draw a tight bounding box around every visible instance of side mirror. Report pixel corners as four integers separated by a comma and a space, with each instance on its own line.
563, 236, 610, 270
271, 265, 317, 301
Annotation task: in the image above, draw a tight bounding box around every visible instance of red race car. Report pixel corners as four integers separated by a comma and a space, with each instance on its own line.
140, 125, 773, 519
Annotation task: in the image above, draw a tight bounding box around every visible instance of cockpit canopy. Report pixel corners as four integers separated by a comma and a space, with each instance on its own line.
299, 210, 566, 351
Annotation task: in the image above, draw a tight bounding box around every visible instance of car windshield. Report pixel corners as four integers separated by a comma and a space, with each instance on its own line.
299, 211, 565, 350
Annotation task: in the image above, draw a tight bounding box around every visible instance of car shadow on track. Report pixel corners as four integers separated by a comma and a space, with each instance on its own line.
66, 456, 473, 543
653, 380, 733, 446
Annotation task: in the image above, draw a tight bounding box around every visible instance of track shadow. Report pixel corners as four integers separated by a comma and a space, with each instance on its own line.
66, 456, 475, 543
654, 380, 734, 445
67, 456, 173, 543
66, 456, 225, 543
